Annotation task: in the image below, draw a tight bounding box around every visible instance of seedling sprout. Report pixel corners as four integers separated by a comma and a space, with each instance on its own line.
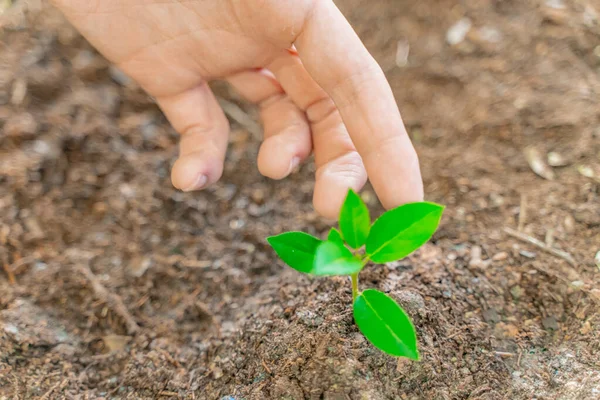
267, 189, 444, 359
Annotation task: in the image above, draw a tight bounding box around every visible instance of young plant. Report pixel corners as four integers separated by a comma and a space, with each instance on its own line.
267, 189, 444, 359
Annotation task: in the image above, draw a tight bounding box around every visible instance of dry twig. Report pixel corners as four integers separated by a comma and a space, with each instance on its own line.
503, 227, 576, 266
2, 261, 16, 285
518, 194, 527, 232
39, 379, 68, 400
153, 254, 211, 269
76, 264, 140, 334
217, 97, 262, 139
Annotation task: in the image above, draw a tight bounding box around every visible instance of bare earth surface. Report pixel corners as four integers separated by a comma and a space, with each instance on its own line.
1, 0, 599, 399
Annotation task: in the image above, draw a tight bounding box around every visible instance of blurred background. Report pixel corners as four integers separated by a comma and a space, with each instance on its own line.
1, 0, 599, 399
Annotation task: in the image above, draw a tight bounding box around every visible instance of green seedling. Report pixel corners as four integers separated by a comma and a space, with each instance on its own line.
267, 189, 444, 359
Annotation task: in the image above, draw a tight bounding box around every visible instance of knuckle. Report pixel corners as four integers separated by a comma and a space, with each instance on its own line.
306, 97, 337, 124
327, 63, 383, 110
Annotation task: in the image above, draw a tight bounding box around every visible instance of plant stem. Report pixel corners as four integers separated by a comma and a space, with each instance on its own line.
351, 273, 359, 302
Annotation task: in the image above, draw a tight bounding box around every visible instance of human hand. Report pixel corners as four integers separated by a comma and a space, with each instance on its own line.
51, 0, 423, 219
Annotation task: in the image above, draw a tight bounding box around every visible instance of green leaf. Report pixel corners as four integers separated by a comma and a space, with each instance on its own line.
327, 228, 344, 244
267, 232, 321, 274
366, 202, 444, 263
339, 189, 371, 249
313, 241, 363, 276
353, 289, 419, 359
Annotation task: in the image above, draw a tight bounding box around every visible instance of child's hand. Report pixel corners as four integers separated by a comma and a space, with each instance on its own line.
52, 0, 423, 218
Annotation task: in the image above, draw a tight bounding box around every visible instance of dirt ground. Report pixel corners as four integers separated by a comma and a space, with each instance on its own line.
1, 0, 599, 399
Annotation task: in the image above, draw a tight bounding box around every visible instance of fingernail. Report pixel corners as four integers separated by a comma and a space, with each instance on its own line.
288, 157, 301, 175
183, 174, 208, 192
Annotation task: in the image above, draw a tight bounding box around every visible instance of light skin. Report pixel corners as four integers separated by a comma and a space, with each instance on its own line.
50, 0, 424, 219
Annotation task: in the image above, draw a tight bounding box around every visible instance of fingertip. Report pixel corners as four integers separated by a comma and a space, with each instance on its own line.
313, 152, 367, 219
257, 135, 308, 180
369, 145, 424, 209
171, 152, 223, 192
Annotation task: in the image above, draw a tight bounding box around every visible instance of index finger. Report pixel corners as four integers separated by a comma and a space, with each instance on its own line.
294, 1, 424, 209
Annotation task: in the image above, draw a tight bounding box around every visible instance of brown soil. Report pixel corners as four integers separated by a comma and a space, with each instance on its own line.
1, 0, 599, 399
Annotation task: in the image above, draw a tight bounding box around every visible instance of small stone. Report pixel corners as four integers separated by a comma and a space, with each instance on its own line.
360, 190, 376, 206
1, 299, 75, 346
495, 322, 519, 338
545, 0, 565, 8
492, 252, 508, 261
542, 1, 569, 24
475, 26, 502, 44
270, 377, 304, 399
229, 219, 245, 230
524, 147, 555, 180
469, 245, 482, 267
11, 78, 27, 105
564, 215, 575, 233
483, 309, 500, 323
129, 256, 152, 278
248, 203, 270, 217
580, 321, 592, 335
72, 50, 106, 79
595, 251, 600, 270
519, 250, 536, 259
3, 112, 38, 137
392, 290, 426, 316
446, 18, 472, 45
395, 38, 410, 68
212, 367, 223, 379
52, 343, 77, 357
510, 285, 524, 300
489, 193, 504, 207
109, 65, 133, 86
578, 165, 600, 183
547, 152, 568, 167
296, 310, 324, 327
542, 316, 559, 330
250, 188, 265, 204
102, 335, 131, 352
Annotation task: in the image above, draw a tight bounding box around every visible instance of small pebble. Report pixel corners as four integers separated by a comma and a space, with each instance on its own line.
392, 290, 426, 316
510, 285, 524, 300
492, 252, 508, 261
212, 368, 224, 379
11, 78, 27, 105
109, 65, 133, 86
446, 18, 472, 45
250, 188, 265, 204
483, 308, 500, 323
360, 190, 376, 206
542, 316, 559, 330
519, 250, 536, 259
3, 112, 38, 137
547, 151, 568, 167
